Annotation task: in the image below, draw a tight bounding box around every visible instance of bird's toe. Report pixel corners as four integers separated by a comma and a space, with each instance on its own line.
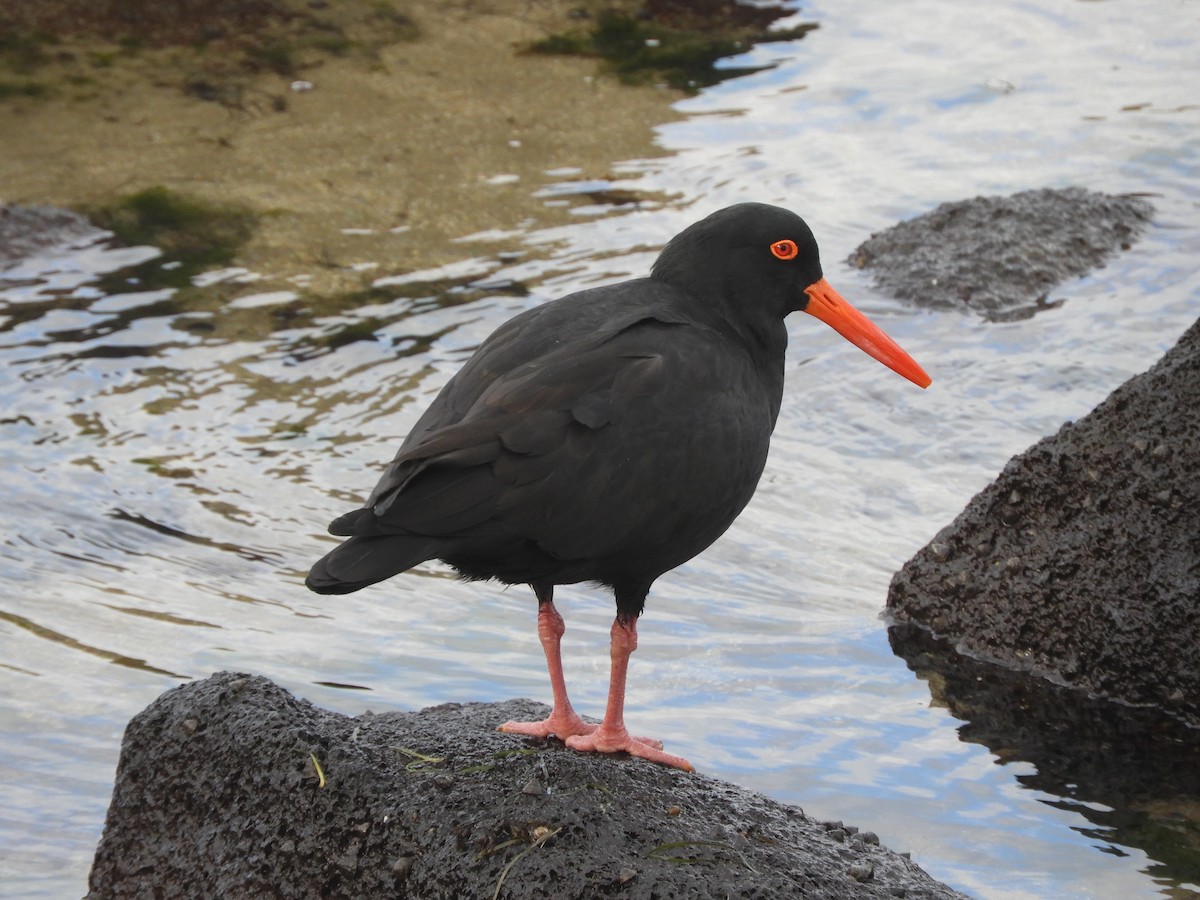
565, 725, 693, 772
498, 710, 597, 740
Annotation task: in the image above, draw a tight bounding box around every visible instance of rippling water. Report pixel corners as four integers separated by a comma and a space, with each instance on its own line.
3, 1, 1199, 897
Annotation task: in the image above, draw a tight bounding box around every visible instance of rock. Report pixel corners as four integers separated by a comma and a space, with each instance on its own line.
849, 860, 876, 883
848, 187, 1153, 320
888, 317, 1200, 724
87, 672, 966, 900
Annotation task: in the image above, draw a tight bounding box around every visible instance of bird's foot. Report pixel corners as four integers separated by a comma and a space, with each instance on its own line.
498, 708, 596, 740
566, 723, 694, 772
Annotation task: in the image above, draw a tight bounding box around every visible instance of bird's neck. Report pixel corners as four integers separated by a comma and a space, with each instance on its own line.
703, 284, 790, 368
650, 270, 789, 382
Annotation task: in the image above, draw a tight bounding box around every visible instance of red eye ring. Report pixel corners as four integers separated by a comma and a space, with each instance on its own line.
770, 239, 799, 261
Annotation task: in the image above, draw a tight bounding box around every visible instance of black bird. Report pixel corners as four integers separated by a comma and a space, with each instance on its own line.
307, 202, 930, 771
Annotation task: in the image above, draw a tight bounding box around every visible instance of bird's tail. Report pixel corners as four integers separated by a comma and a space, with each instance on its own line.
305, 534, 440, 595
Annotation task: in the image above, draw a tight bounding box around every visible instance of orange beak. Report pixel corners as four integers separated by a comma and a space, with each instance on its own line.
802, 278, 931, 389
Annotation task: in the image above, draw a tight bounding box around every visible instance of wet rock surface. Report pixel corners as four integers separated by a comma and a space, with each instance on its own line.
888, 317, 1200, 725
88, 672, 966, 899
849, 187, 1154, 320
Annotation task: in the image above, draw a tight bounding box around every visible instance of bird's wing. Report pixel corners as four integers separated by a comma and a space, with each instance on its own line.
395, 279, 689, 448
337, 316, 775, 566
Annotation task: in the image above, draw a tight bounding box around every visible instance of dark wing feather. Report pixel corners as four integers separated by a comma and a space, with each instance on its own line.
306, 534, 443, 593
395, 279, 692, 447
360, 341, 669, 541
314, 277, 782, 593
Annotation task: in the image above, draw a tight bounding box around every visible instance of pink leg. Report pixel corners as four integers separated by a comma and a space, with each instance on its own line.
498, 599, 596, 740
566, 616, 694, 772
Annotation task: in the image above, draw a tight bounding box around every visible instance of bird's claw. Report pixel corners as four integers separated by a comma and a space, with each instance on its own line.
566, 725, 693, 772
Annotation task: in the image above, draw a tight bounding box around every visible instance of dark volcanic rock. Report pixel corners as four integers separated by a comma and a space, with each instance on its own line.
88, 672, 965, 900
849, 187, 1153, 320
888, 318, 1200, 724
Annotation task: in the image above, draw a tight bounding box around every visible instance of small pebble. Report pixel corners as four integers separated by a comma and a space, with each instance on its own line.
392, 856, 414, 879
848, 860, 875, 883
335, 843, 360, 874
521, 778, 545, 796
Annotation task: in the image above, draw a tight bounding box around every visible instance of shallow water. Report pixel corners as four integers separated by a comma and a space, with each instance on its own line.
2, 1, 1199, 897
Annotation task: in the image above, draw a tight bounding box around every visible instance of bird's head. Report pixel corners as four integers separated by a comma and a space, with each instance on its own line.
652, 202, 931, 389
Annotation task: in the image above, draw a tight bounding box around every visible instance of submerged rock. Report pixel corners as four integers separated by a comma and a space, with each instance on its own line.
0, 203, 104, 265
88, 672, 965, 899
849, 187, 1154, 320
888, 317, 1200, 724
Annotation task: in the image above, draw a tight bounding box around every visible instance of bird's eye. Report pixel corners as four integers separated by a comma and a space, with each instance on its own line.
770, 239, 799, 260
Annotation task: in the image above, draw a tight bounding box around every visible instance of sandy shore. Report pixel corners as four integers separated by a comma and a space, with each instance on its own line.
0, 0, 679, 294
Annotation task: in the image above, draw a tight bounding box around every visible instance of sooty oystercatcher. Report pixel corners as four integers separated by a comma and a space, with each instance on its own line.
307, 202, 931, 771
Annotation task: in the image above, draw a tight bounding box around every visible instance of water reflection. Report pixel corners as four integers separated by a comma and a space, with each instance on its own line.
890, 624, 1200, 891
0, 609, 188, 679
